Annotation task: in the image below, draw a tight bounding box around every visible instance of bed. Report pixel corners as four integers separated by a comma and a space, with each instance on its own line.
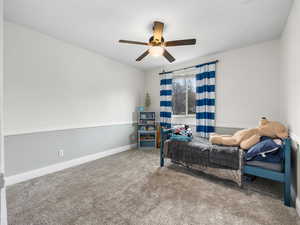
159, 128, 292, 206
160, 129, 244, 186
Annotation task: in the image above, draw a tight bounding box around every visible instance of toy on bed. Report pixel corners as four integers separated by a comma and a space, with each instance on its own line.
170, 124, 193, 142
209, 117, 288, 149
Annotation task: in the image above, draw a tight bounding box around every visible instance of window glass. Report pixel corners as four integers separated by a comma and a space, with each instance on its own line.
187, 77, 196, 114
172, 78, 186, 115
172, 76, 196, 116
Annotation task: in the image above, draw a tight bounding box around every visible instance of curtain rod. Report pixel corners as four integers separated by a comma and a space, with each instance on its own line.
159, 60, 219, 75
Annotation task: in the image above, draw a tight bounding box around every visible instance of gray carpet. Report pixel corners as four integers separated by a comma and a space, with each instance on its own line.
7, 149, 299, 225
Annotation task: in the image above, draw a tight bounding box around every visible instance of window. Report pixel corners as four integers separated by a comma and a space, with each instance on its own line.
172, 76, 196, 116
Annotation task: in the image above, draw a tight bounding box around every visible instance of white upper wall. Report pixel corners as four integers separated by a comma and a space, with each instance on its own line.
145, 40, 281, 128
280, 0, 300, 139
4, 22, 145, 135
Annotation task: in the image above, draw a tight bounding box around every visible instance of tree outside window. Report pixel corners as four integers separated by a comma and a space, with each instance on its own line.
172, 76, 196, 116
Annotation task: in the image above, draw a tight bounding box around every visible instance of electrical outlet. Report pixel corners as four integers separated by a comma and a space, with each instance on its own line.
58, 149, 64, 157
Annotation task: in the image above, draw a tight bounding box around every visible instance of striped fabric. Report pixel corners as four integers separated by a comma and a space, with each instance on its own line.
196, 62, 216, 138
160, 72, 172, 128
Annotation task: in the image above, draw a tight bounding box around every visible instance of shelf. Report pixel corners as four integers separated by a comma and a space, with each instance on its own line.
138, 130, 156, 133
139, 141, 156, 148
138, 111, 156, 149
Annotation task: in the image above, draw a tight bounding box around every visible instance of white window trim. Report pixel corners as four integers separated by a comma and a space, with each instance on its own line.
172, 74, 196, 117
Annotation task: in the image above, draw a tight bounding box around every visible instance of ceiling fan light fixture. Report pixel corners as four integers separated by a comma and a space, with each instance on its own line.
149, 46, 164, 57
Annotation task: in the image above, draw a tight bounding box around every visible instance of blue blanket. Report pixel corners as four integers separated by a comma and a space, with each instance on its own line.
170, 134, 192, 142
245, 137, 283, 163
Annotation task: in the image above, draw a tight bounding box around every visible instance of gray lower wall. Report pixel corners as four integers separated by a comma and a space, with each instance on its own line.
4, 124, 242, 177
5, 123, 137, 176
5, 123, 299, 207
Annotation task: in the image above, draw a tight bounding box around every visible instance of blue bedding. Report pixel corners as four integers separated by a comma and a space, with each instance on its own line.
170, 134, 192, 142
251, 148, 283, 163
245, 137, 283, 163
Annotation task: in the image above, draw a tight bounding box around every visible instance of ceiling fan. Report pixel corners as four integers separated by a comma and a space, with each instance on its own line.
119, 21, 196, 63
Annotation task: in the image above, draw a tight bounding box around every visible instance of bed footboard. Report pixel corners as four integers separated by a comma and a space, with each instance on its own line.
160, 127, 171, 167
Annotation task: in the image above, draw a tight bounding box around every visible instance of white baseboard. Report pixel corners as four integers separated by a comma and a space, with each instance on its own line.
5, 143, 136, 186
296, 197, 300, 217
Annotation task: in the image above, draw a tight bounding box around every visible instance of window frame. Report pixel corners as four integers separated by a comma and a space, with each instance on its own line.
172, 74, 196, 117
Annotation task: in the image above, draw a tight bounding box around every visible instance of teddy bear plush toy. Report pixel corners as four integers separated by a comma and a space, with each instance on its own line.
209, 117, 288, 150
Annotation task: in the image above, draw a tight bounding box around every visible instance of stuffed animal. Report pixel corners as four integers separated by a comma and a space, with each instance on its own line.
209, 117, 288, 150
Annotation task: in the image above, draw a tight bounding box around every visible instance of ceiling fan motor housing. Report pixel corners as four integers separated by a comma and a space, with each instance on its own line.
149, 36, 164, 45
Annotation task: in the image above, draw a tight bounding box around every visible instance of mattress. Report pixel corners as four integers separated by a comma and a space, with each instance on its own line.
165, 136, 241, 170
245, 160, 282, 172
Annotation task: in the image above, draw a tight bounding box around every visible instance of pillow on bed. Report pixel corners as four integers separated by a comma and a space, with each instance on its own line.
245, 137, 282, 161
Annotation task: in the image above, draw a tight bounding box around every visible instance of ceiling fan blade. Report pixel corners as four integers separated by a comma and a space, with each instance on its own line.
153, 21, 164, 43
119, 40, 148, 46
136, 50, 150, 61
165, 39, 196, 47
163, 49, 175, 63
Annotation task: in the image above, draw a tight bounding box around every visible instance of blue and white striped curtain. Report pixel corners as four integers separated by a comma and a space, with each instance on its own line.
160, 72, 173, 128
196, 62, 216, 138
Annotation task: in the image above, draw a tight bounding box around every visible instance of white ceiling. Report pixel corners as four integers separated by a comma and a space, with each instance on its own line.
4, 0, 293, 71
